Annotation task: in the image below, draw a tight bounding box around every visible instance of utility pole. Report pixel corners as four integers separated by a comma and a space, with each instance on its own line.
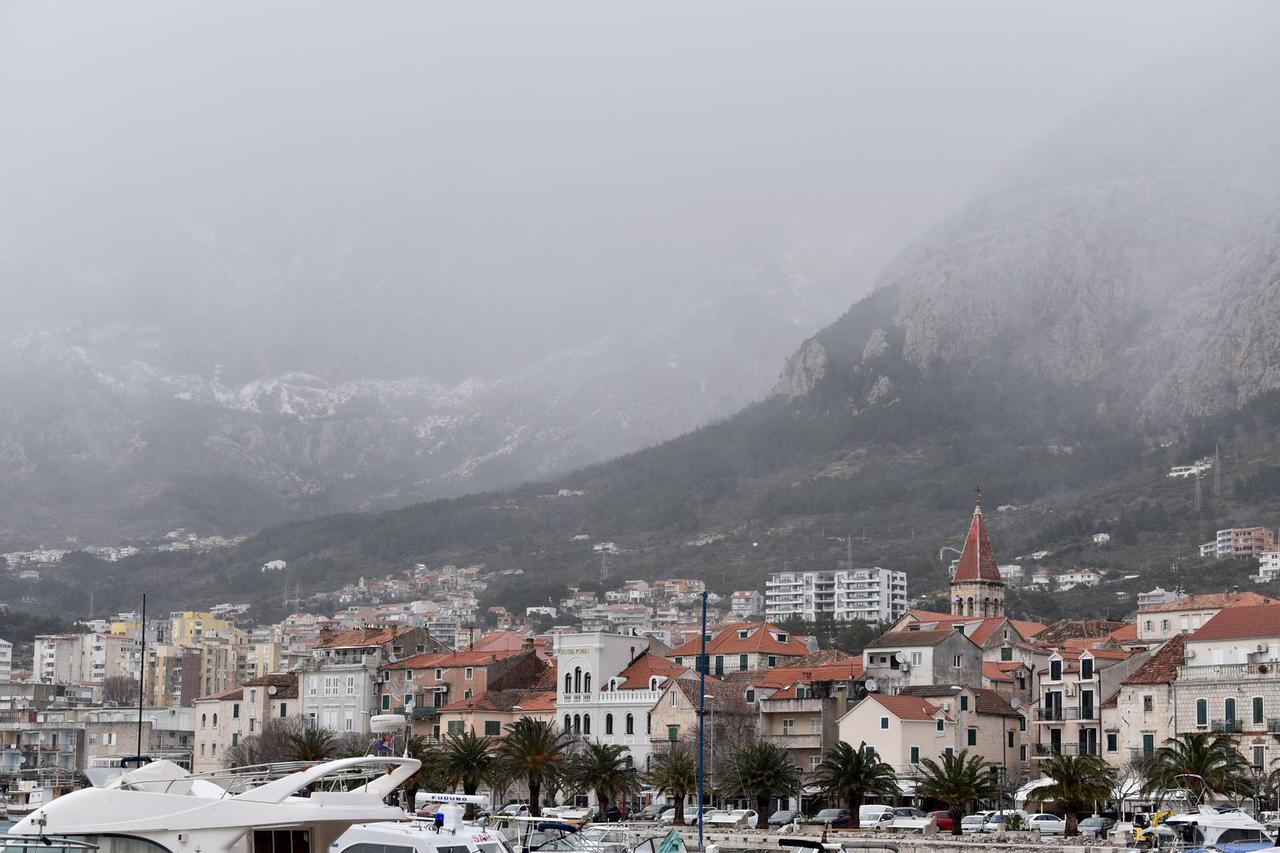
1214, 441, 1222, 497
697, 591, 707, 852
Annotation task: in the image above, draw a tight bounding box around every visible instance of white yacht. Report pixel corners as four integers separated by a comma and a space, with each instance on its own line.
1155, 807, 1273, 852
3, 782, 55, 821
1, 755, 420, 853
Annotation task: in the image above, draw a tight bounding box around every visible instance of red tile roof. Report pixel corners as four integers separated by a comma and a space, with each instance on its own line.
381, 647, 523, 671
866, 629, 972, 648
1139, 591, 1273, 614
1108, 623, 1139, 642
317, 625, 418, 650
1122, 634, 1186, 685
1189, 603, 1280, 642
438, 688, 555, 714
617, 651, 692, 689
1011, 620, 1049, 639
668, 622, 811, 658
867, 693, 950, 722
982, 662, 1015, 683
901, 685, 1021, 718
952, 504, 1003, 583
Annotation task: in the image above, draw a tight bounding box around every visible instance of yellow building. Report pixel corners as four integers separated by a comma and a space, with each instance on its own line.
170, 611, 244, 646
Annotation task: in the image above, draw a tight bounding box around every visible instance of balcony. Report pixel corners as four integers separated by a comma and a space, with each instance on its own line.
1129, 748, 1156, 762
767, 733, 823, 750
1211, 719, 1243, 733
1033, 742, 1085, 758
1178, 663, 1280, 681
759, 697, 824, 714
1034, 707, 1097, 722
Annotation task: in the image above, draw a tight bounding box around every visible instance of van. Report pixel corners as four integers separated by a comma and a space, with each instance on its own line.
859, 805, 895, 827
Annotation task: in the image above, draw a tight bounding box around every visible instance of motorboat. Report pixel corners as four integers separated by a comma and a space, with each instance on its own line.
702, 810, 757, 829
338, 794, 515, 853
1, 755, 419, 853
1137, 806, 1272, 851
3, 783, 54, 820
498, 817, 685, 853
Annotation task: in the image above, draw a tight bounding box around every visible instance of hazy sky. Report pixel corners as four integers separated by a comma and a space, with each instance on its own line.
1, 1, 1275, 379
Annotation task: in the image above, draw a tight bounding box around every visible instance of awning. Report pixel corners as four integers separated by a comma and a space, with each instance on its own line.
1014, 778, 1054, 804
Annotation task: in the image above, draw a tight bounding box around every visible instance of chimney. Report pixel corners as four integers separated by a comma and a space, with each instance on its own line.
318, 625, 335, 646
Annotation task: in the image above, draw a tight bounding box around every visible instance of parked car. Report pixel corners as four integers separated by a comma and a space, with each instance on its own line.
662, 807, 715, 826
893, 807, 927, 819
1078, 816, 1116, 838
499, 803, 531, 817
704, 809, 758, 828
809, 808, 851, 828
983, 810, 1028, 833
856, 805, 894, 828
961, 814, 987, 834
636, 803, 666, 821
1026, 813, 1067, 835
769, 809, 801, 828
929, 811, 955, 832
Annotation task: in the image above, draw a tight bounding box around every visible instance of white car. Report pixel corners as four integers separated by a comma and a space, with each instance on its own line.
704, 809, 758, 828
983, 810, 1028, 832
961, 814, 987, 834
1027, 813, 1067, 835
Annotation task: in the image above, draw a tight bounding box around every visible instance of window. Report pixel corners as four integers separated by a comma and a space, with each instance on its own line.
280, 703, 287, 717
959, 695, 969, 711
625, 713, 634, 735
1049, 659, 1062, 681
1019, 715, 1026, 732
583, 673, 591, 693
777, 633, 788, 642
233, 703, 240, 719
232, 732, 239, 746
485, 720, 501, 736
1144, 620, 1152, 632
201, 713, 207, 728
212, 713, 218, 726
382, 671, 390, 682
435, 668, 443, 680
952, 654, 963, 668
406, 671, 413, 681
347, 676, 355, 695
605, 713, 613, 735
911, 651, 922, 665
1143, 695, 1154, 712
404, 693, 413, 707
249, 718, 255, 732
944, 747, 953, 757
936, 718, 945, 732
1226, 697, 1237, 723
810, 755, 822, 770
880, 716, 889, 730
1161, 619, 1170, 632
783, 719, 796, 735
345, 712, 353, 731
565, 673, 573, 694
1106, 732, 1117, 752
1020, 745, 1027, 760
745, 689, 755, 703
739, 654, 748, 670
767, 656, 777, 667
1081, 657, 1094, 680
1196, 698, 1208, 727
583, 714, 591, 734
565, 714, 572, 731
1255, 697, 1265, 725
796, 686, 806, 699
1000, 646, 1012, 661
464, 689, 472, 699
967, 727, 977, 746
382, 694, 391, 710
448, 720, 464, 735
910, 746, 920, 764
668, 725, 679, 742
1007, 730, 1015, 748
1255, 746, 1266, 769
464, 667, 473, 681
738, 631, 749, 640
670, 691, 677, 706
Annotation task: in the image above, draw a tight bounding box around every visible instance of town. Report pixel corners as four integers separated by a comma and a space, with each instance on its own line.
4, 501, 1280, 842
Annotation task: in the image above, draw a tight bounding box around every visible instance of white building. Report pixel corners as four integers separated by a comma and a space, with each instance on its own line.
1260, 551, 1280, 582
33, 633, 140, 685
1058, 569, 1103, 590
1092, 533, 1111, 545
0, 637, 11, 682
765, 568, 906, 623
554, 631, 690, 771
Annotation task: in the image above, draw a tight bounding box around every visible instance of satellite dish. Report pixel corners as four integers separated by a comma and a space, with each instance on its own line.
864, 678, 878, 693
267, 685, 278, 696
387, 654, 398, 663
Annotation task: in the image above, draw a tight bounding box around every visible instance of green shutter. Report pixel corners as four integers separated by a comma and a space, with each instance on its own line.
1255, 697, 1265, 725
1196, 699, 1207, 726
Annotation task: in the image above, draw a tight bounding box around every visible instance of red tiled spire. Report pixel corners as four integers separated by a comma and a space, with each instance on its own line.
952, 503, 1002, 583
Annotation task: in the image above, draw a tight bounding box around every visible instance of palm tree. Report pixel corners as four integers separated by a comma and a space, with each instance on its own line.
1038, 754, 1116, 837
498, 716, 571, 817
723, 741, 803, 830
645, 743, 697, 826
289, 726, 336, 761
441, 730, 496, 817
570, 741, 635, 820
812, 742, 899, 829
915, 750, 999, 836
1144, 733, 1252, 802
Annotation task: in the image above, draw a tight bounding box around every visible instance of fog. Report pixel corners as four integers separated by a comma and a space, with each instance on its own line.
2, 0, 1273, 383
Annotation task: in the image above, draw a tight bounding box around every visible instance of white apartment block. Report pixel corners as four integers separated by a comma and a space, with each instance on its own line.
0, 638, 11, 683
33, 633, 140, 685
765, 568, 906, 623
1259, 551, 1280, 581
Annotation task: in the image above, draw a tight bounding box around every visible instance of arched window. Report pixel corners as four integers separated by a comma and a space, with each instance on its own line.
565, 673, 572, 694
625, 713, 634, 735
605, 713, 614, 735
1226, 697, 1237, 723
583, 673, 592, 694
574, 667, 582, 694
212, 713, 218, 727
565, 714, 572, 731
201, 714, 207, 728
583, 714, 591, 734
573, 714, 581, 734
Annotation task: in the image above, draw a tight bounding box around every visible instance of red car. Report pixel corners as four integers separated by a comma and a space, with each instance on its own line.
930, 811, 955, 831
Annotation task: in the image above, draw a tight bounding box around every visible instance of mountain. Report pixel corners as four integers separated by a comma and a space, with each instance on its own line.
0, 245, 849, 546
7, 58, 1280, 620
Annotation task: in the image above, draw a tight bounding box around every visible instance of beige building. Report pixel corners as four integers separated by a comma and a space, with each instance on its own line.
34, 633, 140, 686
1135, 591, 1272, 644
378, 645, 547, 719
1035, 648, 1147, 761
436, 688, 556, 739
169, 611, 243, 646
144, 645, 203, 707
837, 693, 954, 772
649, 676, 752, 757
192, 673, 298, 772
899, 686, 1028, 773
83, 706, 196, 769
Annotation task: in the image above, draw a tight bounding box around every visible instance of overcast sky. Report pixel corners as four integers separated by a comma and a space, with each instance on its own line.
1, 1, 1275, 378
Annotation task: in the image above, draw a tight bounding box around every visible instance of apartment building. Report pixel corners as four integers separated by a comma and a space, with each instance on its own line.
1105, 635, 1185, 769
169, 611, 244, 646
0, 637, 11, 683
436, 688, 557, 738
84, 706, 196, 770
765, 568, 907, 623
899, 685, 1028, 773
1259, 551, 1280, 582
34, 633, 140, 686
730, 590, 764, 618
1034, 648, 1147, 761
837, 693, 953, 774
1207, 527, 1278, 560
862, 629, 983, 693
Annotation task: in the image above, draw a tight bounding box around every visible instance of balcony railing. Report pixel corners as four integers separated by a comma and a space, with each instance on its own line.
1035, 707, 1097, 722
1178, 663, 1280, 681
767, 733, 823, 750
1033, 742, 1093, 757
1211, 719, 1243, 733
1129, 748, 1155, 762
